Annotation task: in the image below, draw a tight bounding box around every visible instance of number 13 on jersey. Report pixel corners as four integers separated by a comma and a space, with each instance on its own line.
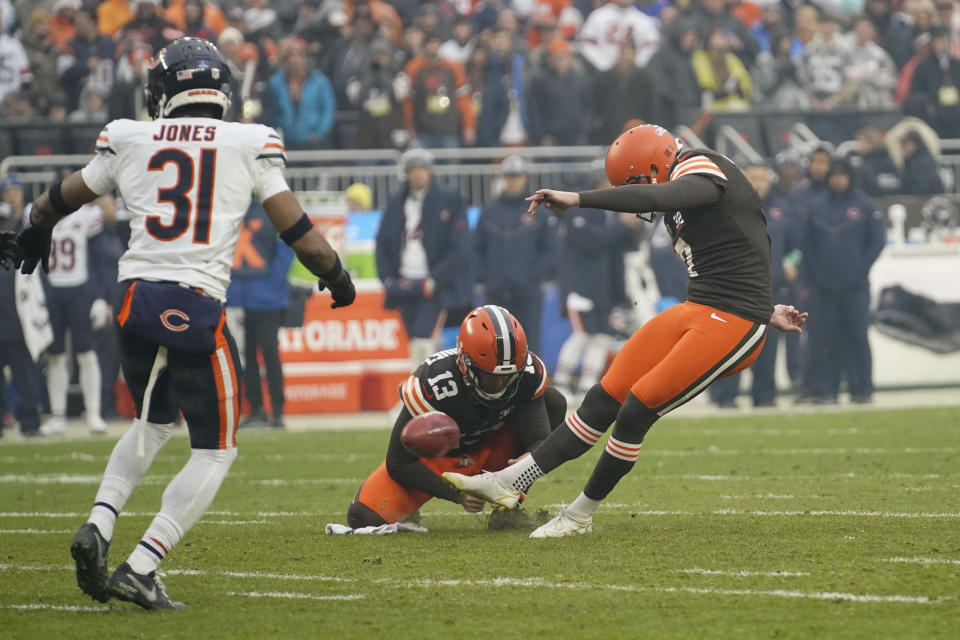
146, 147, 217, 244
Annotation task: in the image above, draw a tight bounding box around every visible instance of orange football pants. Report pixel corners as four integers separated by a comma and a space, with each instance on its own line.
600, 301, 767, 414
356, 423, 519, 524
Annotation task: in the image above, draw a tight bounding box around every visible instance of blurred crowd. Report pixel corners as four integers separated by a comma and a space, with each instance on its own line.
3, 0, 960, 149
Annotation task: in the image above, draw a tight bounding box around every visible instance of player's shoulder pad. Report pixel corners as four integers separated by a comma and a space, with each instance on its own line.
94, 119, 140, 155
400, 372, 440, 417
251, 124, 287, 168
671, 152, 728, 182
525, 352, 548, 399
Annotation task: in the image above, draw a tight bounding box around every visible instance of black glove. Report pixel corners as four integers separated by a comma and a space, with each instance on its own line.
14, 224, 53, 274
0, 231, 20, 271
323, 269, 356, 309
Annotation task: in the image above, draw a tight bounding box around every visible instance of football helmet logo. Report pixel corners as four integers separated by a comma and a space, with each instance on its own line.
456, 305, 528, 403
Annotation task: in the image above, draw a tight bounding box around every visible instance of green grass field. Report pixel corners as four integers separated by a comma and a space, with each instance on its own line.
1, 406, 958, 639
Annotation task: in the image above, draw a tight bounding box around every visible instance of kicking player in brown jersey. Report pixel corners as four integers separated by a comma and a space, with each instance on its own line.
444, 124, 807, 537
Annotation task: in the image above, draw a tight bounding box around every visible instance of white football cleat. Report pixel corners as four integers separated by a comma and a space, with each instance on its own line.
442, 470, 521, 510
88, 416, 107, 435
529, 509, 593, 538
39, 416, 67, 436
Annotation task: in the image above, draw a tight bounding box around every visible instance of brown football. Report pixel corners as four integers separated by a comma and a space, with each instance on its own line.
400, 412, 461, 458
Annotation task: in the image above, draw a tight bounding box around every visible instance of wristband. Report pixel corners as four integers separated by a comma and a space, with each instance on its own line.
279, 213, 314, 246
320, 255, 344, 282
48, 179, 73, 217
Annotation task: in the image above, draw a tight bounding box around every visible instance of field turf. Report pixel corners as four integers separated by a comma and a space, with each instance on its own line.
1, 406, 958, 639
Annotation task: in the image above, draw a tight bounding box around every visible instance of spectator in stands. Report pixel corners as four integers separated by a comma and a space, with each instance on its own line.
375, 148, 473, 368
800, 12, 849, 111
750, 3, 801, 56
690, 0, 760, 65
331, 2, 377, 107
551, 170, 628, 403
2, 91, 34, 119
122, 0, 181, 54
0, 14, 31, 107
843, 16, 898, 108
898, 129, 945, 195
47, 95, 69, 121
593, 43, 659, 144
577, 0, 660, 73
855, 127, 903, 197
469, 29, 528, 147
473, 155, 557, 353
865, 0, 913, 68
793, 5, 820, 49
347, 38, 405, 149
905, 24, 960, 138
801, 158, 885, 404
399, 24, 425, 67
175, 0, 219, 41
0, 177, 45, 438
108, 41, 152, 121
166, 0, 227, 38
345, 183, 373, 212
98, 0, 134, 38
22, 9, 62, 114
60, 8, 115, 111
264, 39, 336, 149
752, 30, 809, 109
692, 25, 753, 111
440, 16, 476, 65
648, 21, 702, 130
228, 203, 295, 430
403, 33, 476, 148
49, 0, 79, 51
527, 39, 593, 146
69, 81, 110, 122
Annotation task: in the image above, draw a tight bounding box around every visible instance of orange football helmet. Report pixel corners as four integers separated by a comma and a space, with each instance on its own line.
457, 305, 528, 402
605, 124, 681, 186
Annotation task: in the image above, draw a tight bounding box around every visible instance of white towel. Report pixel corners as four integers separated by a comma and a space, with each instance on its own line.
324, 522, 429, 535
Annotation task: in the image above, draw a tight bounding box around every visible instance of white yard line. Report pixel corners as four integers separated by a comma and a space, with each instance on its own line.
0, 529, 71, 534
880, 557, 960, 566
676, 568, 810, 577
0, 563, 943, 605
3, 603, 110, 612
227, 591, 365, 601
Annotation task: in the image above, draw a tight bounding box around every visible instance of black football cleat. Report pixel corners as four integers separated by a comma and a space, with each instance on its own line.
108, 562, 187, 611
70, 523, 111, 602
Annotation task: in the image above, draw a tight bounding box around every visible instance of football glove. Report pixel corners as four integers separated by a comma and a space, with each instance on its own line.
13, 224, 53, 274
321, 269, 356, 309
0, 230, 19, 271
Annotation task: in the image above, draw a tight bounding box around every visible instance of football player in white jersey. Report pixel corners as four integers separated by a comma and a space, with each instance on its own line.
38, 197, 113, 437
0, 37, 356, 610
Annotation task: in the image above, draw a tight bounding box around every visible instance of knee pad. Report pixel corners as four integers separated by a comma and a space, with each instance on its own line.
542, 387, 567, 431
610, 393, 659, 443
576, 384, 621, 430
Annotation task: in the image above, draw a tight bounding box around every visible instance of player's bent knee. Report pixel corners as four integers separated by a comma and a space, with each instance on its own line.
347, 501, 388, 529
543, 386, 567, 431
610, 393, 659, 442
578, 384, 621, 428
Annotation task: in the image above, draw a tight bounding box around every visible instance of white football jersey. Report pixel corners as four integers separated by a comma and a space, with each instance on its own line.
81, 118, 289, 301
577, 4, 660, 71
47, 202, 104, 288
